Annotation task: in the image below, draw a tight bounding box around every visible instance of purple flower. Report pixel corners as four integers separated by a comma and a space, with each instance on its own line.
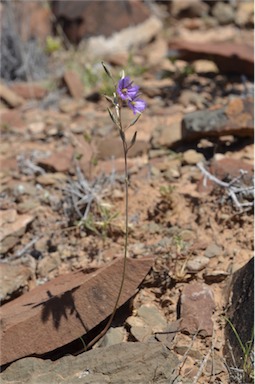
117, 76, 139, 101
128, 96, 146, 115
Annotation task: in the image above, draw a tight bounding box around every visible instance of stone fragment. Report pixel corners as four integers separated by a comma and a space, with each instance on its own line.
36, 172, 67, 186
182, 97, 254, 140
0, 110, 25, 130
0, 263, 33, 303
204, 243, 222, 258
183, 149, 205, 165
212, 2, 235, 25
152, 113, 183, 148
224, 257, 254, 369
37, 252, 62, 278
0, 342, 179, 384
0, 212, 34, 254
203, 270, 229, 284
170, 0, 209, 18
28, 121, 45, 134
59, 99, 85, 114
0, 257, 153, 365
180, 282, 215, 337
169, 41, 254, 76
235, 2, 254, 27
38, 146, 74, 172
98, 327, 126, 348
0, 82, 25, 107
137, 304, 167, 331
10, 82, 47, 100
186, 256, 209, 272
84, 13, 162, 59
127, 304, 167, 343
63, 70, 84, 99
193, 59, 218, 74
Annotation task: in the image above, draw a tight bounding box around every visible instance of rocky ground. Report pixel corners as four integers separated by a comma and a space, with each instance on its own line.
0, 1, 254, 383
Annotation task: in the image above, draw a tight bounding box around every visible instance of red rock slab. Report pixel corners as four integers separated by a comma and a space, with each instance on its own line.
169, 41, 254, 77
0, 110, 25, 131
38, 145, 74, 173
51, 0, 150, 44
0, 213, 35, 254
182, 97, 254, 140
0, 257, 153, 365
10, 82, 48, 100
63, 70, 84, 99
180, 282, 215, 337
0, 83, 25, 108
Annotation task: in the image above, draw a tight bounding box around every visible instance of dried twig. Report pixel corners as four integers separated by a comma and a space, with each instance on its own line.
192, 349, 211, 384
197, 162, 254, 211
63, 164, 115, 221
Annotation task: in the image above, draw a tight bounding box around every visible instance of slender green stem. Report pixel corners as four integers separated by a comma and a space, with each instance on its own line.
84, 139, 129, 351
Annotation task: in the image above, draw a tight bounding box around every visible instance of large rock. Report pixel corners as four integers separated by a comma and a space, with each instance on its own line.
182, 97, 254, 140
0, 342, 179, 384
0, 257, 153, 365
169, 41, 254, 77
224, 258, 254, 370
51, 0, 150, 43
180, 282, 215, 337
51, 1, 162, 57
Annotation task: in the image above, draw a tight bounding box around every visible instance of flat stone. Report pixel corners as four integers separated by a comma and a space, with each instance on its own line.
98, 327, 126, 348
59, 99, 85, 114
28, 121, 45, 134
152, 113, 183, 148
38, 146, 74, 173
10, 82, 47, 100
186, 256, 209, 272
137, 304, 167, 331
204, 243, 222, 258
183, 149, 205, 165
212, 2, 235, 25
0, 82, 25, 107
169, 41, 253, 77
180, 282, 215, 337
0, 263, 33, 303
0, 213, 34, 254
182, 97, 254, 140
36, 172, 67, 186
203, 270, 229, 284
63, 70, 84, 99
0, 257, 153, 365
0, 110, 25, 130
37, 252, 62, 278
171, 0, 209, 18
0, 342, 179, 384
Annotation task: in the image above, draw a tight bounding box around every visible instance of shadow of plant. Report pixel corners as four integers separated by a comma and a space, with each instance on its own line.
25, 288, 88, 332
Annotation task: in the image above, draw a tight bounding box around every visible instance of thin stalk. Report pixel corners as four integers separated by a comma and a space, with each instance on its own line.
84, 139, 129, 350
